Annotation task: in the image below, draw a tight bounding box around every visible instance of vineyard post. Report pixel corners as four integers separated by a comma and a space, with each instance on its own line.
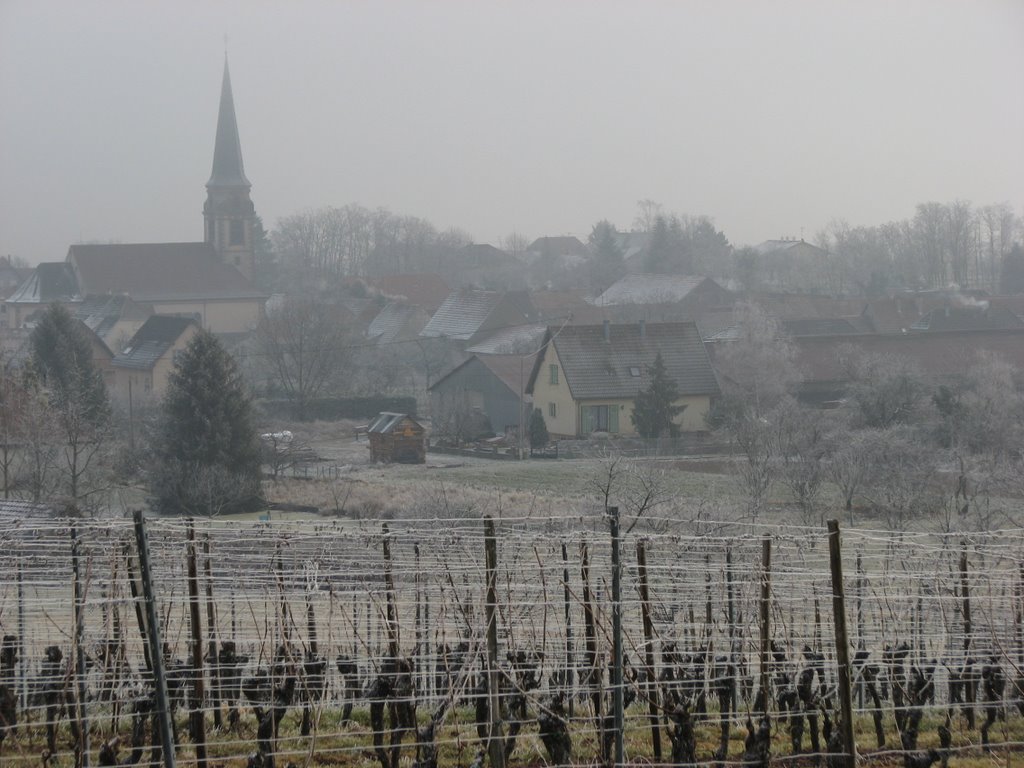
133, 510, 177, 768
203, 536, 222, 729
483, 516, 506, 768
856, 552, 864, 710
636, 539, 662, 761
960, 545, 975, 729
581, 542, 605, 760
185, 521, 208, 768
71, 526, 91, 768
827, 519, 857, 768
608, 506, 624, 768
414, 542, 422, 704
17, 558, 26, 715
1017, 562, 1023, 667
758, 534, 771, 720
561, 542, 575, 717
726, 545, 736, 715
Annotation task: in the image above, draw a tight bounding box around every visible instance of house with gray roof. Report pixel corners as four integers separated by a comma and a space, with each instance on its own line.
111, 315, 199, 401
527, 321, 719, 438
420, 289, 536, 345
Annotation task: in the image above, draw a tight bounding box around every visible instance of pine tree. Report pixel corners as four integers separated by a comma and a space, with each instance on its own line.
151, 328, 261, 515
29, 303, 110, 501
528, 407, 550, 451
630, 353, 684, 438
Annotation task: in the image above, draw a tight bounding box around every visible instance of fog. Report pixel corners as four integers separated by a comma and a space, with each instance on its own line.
1, 0, 1022, 264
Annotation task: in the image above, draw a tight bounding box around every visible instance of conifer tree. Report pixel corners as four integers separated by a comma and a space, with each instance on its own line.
630, 352, 684, 438
528, 407, 550, 450
151, 328, 261, 515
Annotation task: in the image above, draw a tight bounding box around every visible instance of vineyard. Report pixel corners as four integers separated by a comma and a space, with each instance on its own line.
1, 510, 1024, 767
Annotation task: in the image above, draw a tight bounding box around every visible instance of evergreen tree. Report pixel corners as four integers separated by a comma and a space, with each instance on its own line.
29, 303, 110, 501
588, 219, 625, 291
528, 407, 550, 450
1000, 243, 1024, 294
630, 353, 684, 438
151, 329, 261, 515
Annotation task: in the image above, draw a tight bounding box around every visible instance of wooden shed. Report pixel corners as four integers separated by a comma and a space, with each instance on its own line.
367, 412, 427, 464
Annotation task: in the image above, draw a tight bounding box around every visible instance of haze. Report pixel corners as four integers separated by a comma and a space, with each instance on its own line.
1, 0, 1022, 265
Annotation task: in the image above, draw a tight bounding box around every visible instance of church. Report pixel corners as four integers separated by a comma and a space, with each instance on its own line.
4, 61, 267, 337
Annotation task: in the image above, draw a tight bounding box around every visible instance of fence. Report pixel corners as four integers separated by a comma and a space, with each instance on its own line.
1, 511, 1023, 767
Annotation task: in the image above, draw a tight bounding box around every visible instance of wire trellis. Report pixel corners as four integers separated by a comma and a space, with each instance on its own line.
1, 513, 1023, 767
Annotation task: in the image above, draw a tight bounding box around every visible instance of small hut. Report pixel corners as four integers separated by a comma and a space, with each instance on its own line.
367, 412, 427, 464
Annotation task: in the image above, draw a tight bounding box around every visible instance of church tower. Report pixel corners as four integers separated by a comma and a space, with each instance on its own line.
204, 59, 256, 280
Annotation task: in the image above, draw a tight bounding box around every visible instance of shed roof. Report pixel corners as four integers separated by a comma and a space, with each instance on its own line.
530, 321, 718, 400
367, 412, 422, 434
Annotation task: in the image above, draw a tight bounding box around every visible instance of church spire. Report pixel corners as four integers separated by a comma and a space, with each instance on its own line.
204, 58, 256, 280
207, 57, 250, 188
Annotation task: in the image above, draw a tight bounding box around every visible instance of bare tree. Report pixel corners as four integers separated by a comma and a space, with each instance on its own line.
257, 296, 353, 420
591, 454, 672, 533
775, 400, 830, 525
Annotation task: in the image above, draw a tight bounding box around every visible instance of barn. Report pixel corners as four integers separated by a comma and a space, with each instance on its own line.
367, 412, 427, 464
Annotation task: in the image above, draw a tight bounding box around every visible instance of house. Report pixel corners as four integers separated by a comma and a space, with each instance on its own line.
360, 273, 451, 315
74, 294, 154, 350
592, 274, 733, 312
367, 412, 427, 464
750, 238, 830, 292
527, 321, 719, 438
429, 353, 536, 440
367, 302, 431, 345
111, 315, 200, 401
420, 289, 537, 345
4, 60, 266, 335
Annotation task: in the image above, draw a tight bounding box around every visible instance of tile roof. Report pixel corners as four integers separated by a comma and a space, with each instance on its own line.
592, 274, 713, 306
112, 315, 197, 370
526, 236, 589, 257
751, 239, 827, 256
367, 302, 418, 344
420, 289, 514, 340
74, 294, 153, 338
536, 321, 719, 400
69, 243, 265, 301
910, 305, 1024, 332
367, 412, 422, 434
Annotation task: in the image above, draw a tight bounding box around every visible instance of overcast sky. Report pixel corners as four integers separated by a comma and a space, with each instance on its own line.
1, 0, 1022, 265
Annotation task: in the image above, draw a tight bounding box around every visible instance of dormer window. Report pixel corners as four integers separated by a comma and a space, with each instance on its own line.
629, 366, 641, 377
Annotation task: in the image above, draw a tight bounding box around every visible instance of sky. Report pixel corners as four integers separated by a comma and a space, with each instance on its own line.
1, 0, 1022, 265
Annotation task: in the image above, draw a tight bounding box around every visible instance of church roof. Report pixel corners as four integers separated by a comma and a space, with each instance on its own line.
68, 243, 265, 301
6, 262, 80, 304
207, 59, 250, 188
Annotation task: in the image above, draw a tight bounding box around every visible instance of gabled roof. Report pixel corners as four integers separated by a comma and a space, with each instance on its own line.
526, 236, 589, 256
420, 289, 534, 340
112, 315, 196, 370
528, 321, 718, 400
364, 273, 451, 312
69, 243, 264, 301
207, 59, 250, 189
910, 305, 1024, 332
367, 412, 422, 434
751, 239, 826, 256
429, 353, 533, 397
6, 262, 80, 304
592, 274, 723, 306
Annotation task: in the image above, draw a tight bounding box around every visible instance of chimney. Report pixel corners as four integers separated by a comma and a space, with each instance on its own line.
639, 319, 646, 340
603, 319, 610, 342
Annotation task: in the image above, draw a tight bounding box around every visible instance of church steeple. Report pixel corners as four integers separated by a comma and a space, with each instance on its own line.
204, 57, 256, 280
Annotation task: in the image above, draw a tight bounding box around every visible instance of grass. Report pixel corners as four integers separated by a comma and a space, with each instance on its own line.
5, 699, 1023, 767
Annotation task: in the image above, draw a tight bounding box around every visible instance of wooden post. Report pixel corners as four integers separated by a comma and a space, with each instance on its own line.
382, 524, 399, 658
726, 545, 736, 716
636, 540, 662, 761
483, 517, 505, 768
203, 537, 221, 729
827, 520, 857, 768
581, 542, 605, 760
758, 535, 771, 720
71, 527, 91, 768
562, 542, 575, 718
17, 559, 27, 714
133, 510, 176, 768
186, 521, 207, 768
608, 507, 624, 768
960, 546, 975, 729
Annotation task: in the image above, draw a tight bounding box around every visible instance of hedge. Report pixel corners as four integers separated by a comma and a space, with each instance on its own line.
257, 396, 418, 422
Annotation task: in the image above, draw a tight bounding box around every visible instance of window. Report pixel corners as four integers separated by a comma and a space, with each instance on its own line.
549, 364, 559, 385
581, 404, 619, 434
629, 366, 641, 377
548, 402, 557, 419
227, 219, 242, 246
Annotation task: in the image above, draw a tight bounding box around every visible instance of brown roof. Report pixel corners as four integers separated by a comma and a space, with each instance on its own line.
69, 243, 264, 301
364, 273, 451, 313
476, 354, 536, 395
